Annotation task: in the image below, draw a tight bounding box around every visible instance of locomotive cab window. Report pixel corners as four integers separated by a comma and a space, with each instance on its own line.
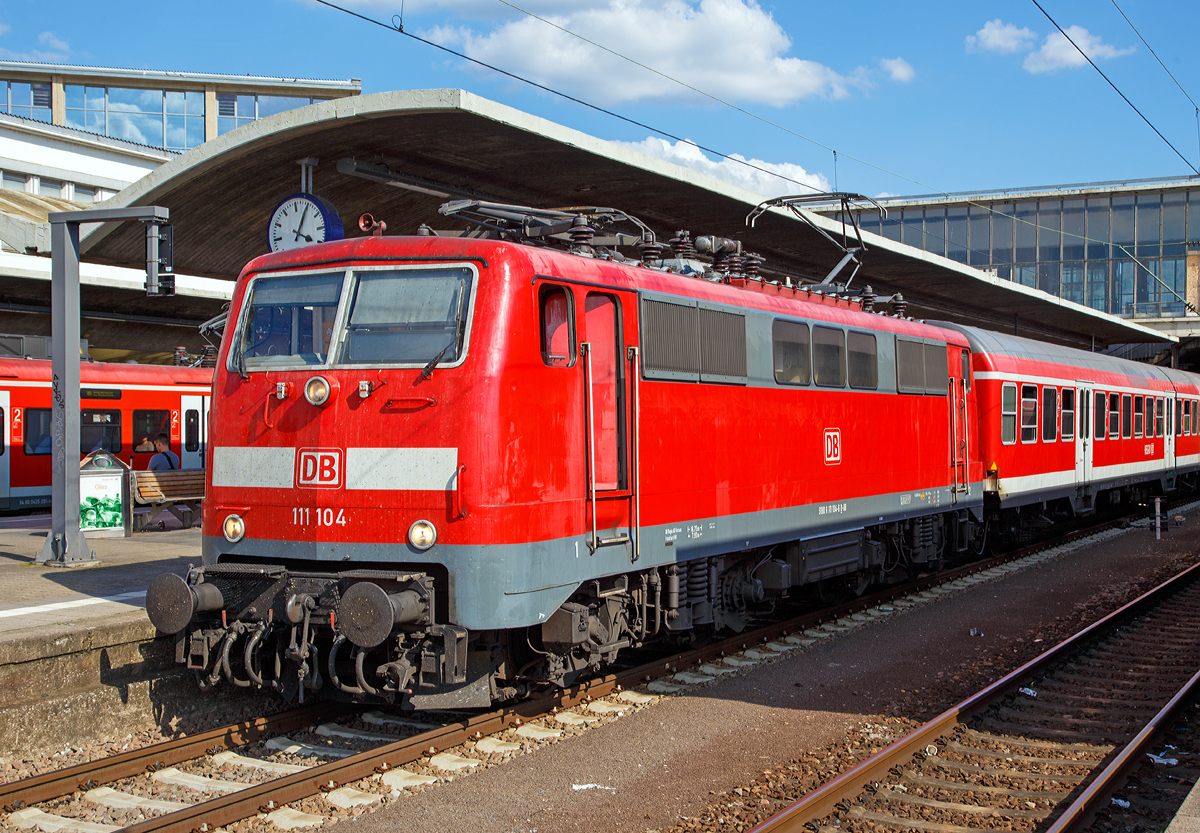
24, 408, 51, 455
1020, 384, 1038, 443
1061, 388, 1075, 441
1133, 396, 1144, 438
1109, 393, 1120, 439
812, 326, 845, 387
772, 320, 810, 385
1122, 394, 1132, 439
81, 409, 121, 455
1094, 391, 1106, 441
847, 331, 877, 389
1042, 387, 1058, 442
539, 285, 574, 367
234, 271, 343, 369
1001, 383, 1017, 445
338, 266, 473, 366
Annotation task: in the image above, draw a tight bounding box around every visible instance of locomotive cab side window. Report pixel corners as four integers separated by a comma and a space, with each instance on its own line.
24, 407, 51, 455
1133, 396, 1144, 438
539, 285, 575, 367
1061, 388, 1075, 441
1020, 384, 1038, 443
772, 320, 810, 385
1095, 391, 1106, 441
961, 349, 971, 392
812, 326, 845, 387
1001, 383, 1017, 445
1042, 387, 1058, 442
1122, 394, 1132, 439
847, 331, 877, 390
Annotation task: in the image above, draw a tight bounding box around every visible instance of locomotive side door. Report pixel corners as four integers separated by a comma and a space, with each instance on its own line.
579, 289, 634, 557
180, 395, 209, 470
0, 390, 8, 510
1075, 384, 1092, 488
948, 347, 969, 501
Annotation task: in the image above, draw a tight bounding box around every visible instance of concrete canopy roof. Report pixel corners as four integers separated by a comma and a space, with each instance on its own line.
78, 88, 1167, 349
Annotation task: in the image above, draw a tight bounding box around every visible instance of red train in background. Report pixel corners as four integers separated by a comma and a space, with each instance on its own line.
143, 199, 1200, 710
0, 359, 213, 510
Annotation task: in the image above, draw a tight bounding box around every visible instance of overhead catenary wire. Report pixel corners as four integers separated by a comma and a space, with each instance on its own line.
313, 0, 1193, 314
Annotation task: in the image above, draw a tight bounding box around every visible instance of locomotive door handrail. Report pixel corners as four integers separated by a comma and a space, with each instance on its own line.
628, 345, 640, 562
949, 378, 958, 502
582, 341, 597, 552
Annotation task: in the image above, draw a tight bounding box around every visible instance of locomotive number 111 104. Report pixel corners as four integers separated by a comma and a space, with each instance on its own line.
292, 507, 348, 527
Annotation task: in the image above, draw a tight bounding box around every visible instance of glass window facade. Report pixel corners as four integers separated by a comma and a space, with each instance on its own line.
0, 81, 51, 122
65, 84, 204, 150
855, 185, 1200, 319
217, 94, 323, 136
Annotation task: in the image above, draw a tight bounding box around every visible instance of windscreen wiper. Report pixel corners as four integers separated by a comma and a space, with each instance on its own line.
421, 340, 454, 379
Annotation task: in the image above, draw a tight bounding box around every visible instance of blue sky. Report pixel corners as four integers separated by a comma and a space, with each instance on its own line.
2, 1, 1198, 199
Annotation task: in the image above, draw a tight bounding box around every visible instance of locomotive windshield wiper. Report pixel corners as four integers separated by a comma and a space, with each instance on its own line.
421, 339, 454, 379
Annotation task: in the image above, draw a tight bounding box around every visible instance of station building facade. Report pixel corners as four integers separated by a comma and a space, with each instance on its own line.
839, 178, 1200, 342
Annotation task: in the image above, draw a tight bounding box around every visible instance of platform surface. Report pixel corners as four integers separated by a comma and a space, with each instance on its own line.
0, 513, 197, 639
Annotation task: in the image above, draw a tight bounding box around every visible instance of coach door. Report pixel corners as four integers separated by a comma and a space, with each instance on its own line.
0, 391, 8, 510
1165, 391, 1177, 482
1075, 384, 1093, 487
180, 395, 210, 470
579, 290, 635, 557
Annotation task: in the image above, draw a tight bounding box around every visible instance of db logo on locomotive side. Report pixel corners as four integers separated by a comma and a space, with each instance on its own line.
823, 428, 841, 465
296, 448, 344, 489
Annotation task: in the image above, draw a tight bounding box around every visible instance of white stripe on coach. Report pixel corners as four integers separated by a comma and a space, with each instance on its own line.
212, 446, 296, 488
345, 447, 458, 491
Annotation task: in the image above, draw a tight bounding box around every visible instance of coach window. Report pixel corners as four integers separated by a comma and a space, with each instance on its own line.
772, 320, 810, 385
81, 410, 121, 454
812, 326, 846, 387
539, 285, 574, 367
1109, 393, 1120, 439
1179, 400, 1186, 436
134, 410, 171, 454
1095, 391, 1106, 441
1061, 388, 1075, 441
847, 332, 877, 389
1122, 394, 1133, 439
1020, 384, 1038, 443
24, 408, 51, 455
184, 410, 200, 453
1042, 387, 1058, 442
1186, 400, 1192, 436
1156, 397, 1165, 438
1133, 396, 1144, 438
1001, 383, 1017, 444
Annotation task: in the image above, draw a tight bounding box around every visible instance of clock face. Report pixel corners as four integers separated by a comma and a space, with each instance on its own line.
268, 195, 343, 253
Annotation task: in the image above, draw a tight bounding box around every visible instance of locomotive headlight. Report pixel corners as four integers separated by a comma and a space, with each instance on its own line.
304, 375, 332, 406
223, 514, 246, 543
408, 519, 437, 550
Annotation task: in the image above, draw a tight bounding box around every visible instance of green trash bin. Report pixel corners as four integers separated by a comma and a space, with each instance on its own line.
79, 451, 132, 538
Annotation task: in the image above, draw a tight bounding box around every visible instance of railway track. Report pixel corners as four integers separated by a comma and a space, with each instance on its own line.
748, 558, 1200, 833
0, 507, 1187, 833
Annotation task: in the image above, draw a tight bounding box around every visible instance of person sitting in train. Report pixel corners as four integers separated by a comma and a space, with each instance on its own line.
147, 433, 180, 471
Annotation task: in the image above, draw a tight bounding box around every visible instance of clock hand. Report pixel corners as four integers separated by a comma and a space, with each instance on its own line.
293, 203, 310, 242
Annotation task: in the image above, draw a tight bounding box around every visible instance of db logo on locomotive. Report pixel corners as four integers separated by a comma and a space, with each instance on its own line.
824, 428, 841, 465
296, 448, 344, 489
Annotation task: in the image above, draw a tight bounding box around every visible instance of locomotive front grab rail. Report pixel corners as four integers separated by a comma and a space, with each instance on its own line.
582, 342, 597, 552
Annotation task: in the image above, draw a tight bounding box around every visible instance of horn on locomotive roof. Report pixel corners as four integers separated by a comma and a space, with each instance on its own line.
359, 213, 388, 237
746, 191, 886, 290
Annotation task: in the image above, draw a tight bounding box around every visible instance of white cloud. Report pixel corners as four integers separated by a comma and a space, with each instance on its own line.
616, 136, 828, 198
0, 28, 70, 62
965, 19, 1036, 54
1023, 25, 1133, 73
879, 57, 914, 83
38, 32, 69, 52
424, 0, 870, 106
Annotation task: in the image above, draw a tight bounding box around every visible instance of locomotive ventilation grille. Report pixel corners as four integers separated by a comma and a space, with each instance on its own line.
642, 298, 747, 381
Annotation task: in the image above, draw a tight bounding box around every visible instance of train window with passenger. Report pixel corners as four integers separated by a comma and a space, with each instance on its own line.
1021, 385, 1038, 443
812, 326, 845, 387
772, 320, 810, 385
1133, 396, 1144, 438
1061, 389, 1075, 441
24, 408, 51, 455
539, 285, 574, 367
234, 272, 344, 369
1122, 394, 1132, 439
1156, 398, 1165, 438
134, 410, 170, 454
1042, 387, 1058, 442
847, 332, 877, 389
1095, 392, 1106, 441
81, 410, 121, 454
1109, 393, 1120, 439
1001, 383, 1017, 445
339, 266, 474, 366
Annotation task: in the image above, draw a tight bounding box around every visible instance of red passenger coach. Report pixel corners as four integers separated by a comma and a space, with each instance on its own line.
0, 359, 213, 510
147, 202, 991, 710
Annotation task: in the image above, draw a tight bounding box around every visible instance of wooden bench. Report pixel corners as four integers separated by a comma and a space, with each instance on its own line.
131, 469, 205, 530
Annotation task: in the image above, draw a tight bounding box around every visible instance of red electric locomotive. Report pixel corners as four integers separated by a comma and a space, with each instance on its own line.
147, 202, 989, 708
0, 359, 213, 511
